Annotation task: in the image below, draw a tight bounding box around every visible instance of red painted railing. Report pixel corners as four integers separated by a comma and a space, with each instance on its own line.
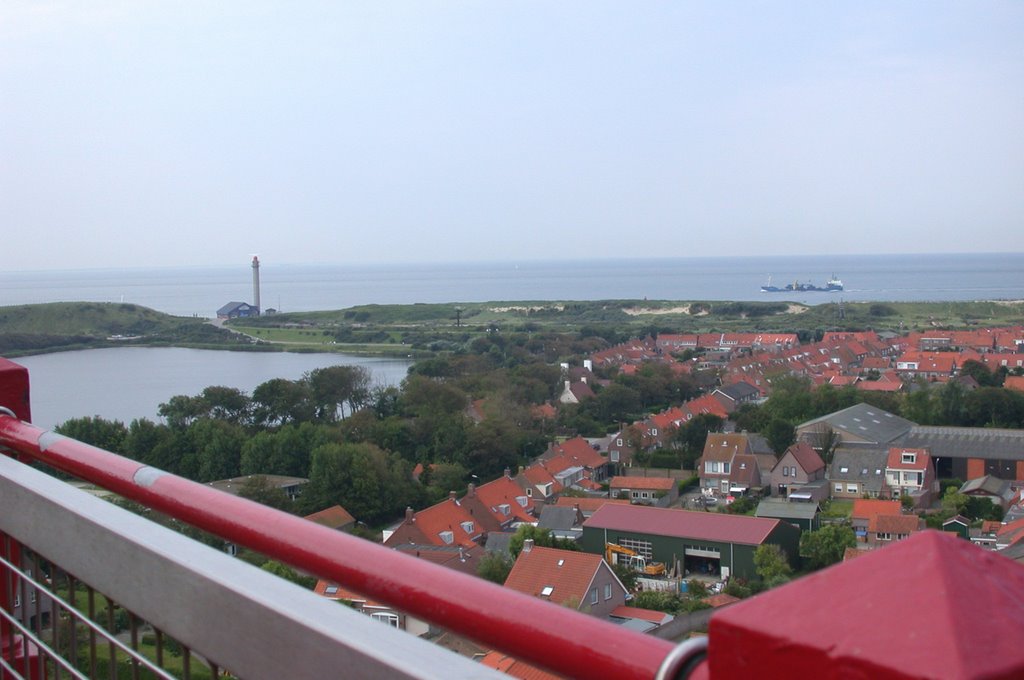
4, 355, 1024, 680
0, 358, 680, 680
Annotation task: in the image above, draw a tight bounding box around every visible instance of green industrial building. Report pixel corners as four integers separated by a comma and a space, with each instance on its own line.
581, 504, 800, 581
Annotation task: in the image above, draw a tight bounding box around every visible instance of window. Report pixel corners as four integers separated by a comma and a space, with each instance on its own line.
499, 504, 511, 516
877, 532, 892, 541
901, 452, 916, 464
840, 466, 849, 473
651, 428, 658, 436
439, 531, 454, 545
739, 463, 746, 470
460, 521, 474, 534
846, 484, 858, 493
541, 586, 554, 597
618, 538, 653, 560
371, 612, 400, 628
641, 492, 650, 499
611, 451, 619, 463
325, 585, 339, 595
604, 584, 613, 600
835, 483, 843, 493
722, 463, 731, 474
616, 438, 623, 446
589, 587, 599, 605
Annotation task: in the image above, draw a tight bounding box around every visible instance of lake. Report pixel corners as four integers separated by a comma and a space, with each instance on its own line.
14, 347, 413, 430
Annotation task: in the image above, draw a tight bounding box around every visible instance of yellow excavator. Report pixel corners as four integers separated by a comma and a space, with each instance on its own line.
605, 543, 666, 577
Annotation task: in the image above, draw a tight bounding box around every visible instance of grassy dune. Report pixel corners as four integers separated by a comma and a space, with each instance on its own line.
4, 299, 1022, 357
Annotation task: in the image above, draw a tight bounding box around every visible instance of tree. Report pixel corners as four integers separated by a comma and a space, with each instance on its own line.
799, 524, 856, 570
673, 413, 724, 468
55, 416, 127, 453
190, 419, 246, 482
611, 563, 638, 591
753, 544, 792, 588
306, 365, 371, 422
199, 385, 252, 424
261, 560, 314, 588
959, 359, 997, 387
238, 474, 293, 511
591, 383, 642, 424
477, 551, 514, 584
507, 525, 580, 558
423, 462, 469, 502
813, 424, 841, 465
763, 418, 795, 456
158, 394, 207, 429
252, 378, 315, 426
122, 417, 177, 470
301, 442, 422, 525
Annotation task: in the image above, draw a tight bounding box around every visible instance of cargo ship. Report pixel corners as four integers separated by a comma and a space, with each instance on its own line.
761, 275, 843, 293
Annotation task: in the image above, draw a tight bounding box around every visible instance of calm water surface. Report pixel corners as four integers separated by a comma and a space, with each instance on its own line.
2, 253, 1022, 317
15, 347, 412, 430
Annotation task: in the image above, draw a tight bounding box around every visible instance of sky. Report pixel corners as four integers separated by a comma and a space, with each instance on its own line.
2, 2, 1022, 271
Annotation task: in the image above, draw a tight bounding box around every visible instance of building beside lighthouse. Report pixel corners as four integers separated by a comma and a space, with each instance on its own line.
216, 256, 262, 319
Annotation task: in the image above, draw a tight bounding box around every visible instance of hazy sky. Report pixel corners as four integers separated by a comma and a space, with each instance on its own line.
2, 2, 1022, 271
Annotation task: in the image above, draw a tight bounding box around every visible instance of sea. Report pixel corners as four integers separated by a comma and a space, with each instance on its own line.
2, 253, 1023, 318
3, 252, 1023, 429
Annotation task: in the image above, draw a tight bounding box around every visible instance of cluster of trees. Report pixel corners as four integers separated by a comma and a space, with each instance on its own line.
55, 356, 568, 525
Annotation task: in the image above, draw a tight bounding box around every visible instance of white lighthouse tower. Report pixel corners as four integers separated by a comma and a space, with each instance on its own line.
251, 256, 261, 316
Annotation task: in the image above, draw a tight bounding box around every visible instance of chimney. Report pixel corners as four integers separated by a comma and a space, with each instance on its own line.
522, 538, 534, 553
459, 546, 466, 562
504, 467, 511, 478
405, 507, 414, 523
581, 376, 587, 384
467, 482, 476, 497
449, 490, 458, 501
584, 359, 593, 371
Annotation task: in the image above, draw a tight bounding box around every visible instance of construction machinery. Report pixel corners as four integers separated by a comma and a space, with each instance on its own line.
605, 543, 666, 577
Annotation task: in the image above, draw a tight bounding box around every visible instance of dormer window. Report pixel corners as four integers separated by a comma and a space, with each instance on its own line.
901, 452, 916, 464
499, 504, 511, 516
439, 531, 454, 545
515, 496, 528, 507
461, 521, 475, 534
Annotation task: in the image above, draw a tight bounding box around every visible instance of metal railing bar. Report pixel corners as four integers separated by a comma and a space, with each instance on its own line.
0, 607, 90, 680
0, 454, 506, 680
105, 600, 115, 680
0, 554, 179, 680
0, 654, 24, 680
68, 574, 79, 675
154, 630, 163, 670
129, 613, 140, 680
87, 586, 97, 679
0, 417, 676, 680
